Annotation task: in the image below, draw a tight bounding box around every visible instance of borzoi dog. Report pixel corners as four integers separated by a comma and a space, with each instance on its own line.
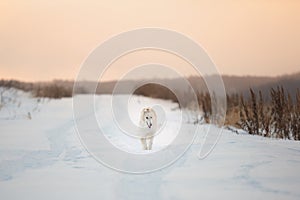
139, 107, 157, 150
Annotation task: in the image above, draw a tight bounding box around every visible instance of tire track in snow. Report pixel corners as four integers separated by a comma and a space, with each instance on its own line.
234, 161, 300, 198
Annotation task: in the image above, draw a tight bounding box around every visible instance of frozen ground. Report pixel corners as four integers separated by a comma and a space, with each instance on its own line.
0, 88, 300, 200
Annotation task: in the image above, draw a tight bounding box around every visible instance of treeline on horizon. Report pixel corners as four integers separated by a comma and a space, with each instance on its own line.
1, 72, 300, 98
0, 79, 73, 99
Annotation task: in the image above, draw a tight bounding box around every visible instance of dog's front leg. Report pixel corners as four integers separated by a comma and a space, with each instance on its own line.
141, 138, 148, 150
148, 136, 154, 150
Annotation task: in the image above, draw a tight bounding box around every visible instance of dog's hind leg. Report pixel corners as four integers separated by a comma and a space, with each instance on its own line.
141, 138, 148, 150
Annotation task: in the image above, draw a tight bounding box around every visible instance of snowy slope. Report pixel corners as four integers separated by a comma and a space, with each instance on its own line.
0, 90, 300, 200
0, 87, 44, 120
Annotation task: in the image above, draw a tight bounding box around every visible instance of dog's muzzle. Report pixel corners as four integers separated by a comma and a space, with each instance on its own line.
146, 121, 152, 128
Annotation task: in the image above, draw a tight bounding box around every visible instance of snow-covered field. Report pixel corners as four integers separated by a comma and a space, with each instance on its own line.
0, 88, 300, 200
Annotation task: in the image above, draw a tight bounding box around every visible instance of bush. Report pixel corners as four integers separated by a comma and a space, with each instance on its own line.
0, 79, 73, 99
238, 87, 300, 140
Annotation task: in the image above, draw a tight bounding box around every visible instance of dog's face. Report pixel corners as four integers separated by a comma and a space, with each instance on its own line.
141, 108, 156, 129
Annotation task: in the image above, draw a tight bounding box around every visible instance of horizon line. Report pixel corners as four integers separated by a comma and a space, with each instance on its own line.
1, 71, 300, 83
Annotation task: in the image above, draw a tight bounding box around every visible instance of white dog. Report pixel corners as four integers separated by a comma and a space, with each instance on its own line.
139, 107, 157, 150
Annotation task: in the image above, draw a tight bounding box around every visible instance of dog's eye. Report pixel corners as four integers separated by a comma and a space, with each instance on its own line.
146, 117, 148, 119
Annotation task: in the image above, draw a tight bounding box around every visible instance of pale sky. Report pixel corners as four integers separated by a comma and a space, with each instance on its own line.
0, 0, 300, 81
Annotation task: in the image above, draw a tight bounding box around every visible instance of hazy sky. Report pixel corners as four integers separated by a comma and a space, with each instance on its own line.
0, 0, 300, 81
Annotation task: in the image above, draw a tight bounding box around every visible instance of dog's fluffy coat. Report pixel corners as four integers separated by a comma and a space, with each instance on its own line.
139, 107, 157, 150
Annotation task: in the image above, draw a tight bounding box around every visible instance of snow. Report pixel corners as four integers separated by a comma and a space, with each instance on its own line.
0, 88, 300, 200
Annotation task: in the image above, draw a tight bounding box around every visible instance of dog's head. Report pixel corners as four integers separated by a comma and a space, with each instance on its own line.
141, 108, 156, 129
